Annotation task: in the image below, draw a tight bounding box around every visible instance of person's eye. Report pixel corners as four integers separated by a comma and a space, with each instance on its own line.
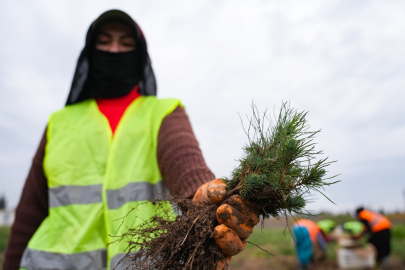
121, 38, 136, 48
97, 40, 110, 45
96, 34, 111, 44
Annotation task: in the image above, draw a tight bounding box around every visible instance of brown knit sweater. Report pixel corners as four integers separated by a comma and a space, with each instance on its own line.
3, 105, 214, 269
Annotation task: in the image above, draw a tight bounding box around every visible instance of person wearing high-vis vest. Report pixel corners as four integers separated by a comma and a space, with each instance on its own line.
3, 10, 259, 270
343, 220, 364, 239
292, 219, 329, 270
317, 219, 336, 236
355, 207, 392, 268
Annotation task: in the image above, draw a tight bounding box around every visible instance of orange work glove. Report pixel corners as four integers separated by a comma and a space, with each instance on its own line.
192, 179, 260, 270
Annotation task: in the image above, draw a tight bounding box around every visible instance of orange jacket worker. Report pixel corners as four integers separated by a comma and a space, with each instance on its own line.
356, 207, 391, 267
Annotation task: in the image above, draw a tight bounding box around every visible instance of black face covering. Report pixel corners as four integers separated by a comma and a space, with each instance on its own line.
66, 10, 157, 105
85, 49, 142, 99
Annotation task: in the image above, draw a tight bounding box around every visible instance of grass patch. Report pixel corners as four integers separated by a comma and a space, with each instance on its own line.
391, 224, 405, 260
246, 227, 294, 257
392, 224, 405, 240
0, 226, 11, 269
0, 227, 10, 252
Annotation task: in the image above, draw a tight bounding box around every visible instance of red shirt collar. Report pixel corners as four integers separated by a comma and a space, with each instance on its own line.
96, 85, 141, 134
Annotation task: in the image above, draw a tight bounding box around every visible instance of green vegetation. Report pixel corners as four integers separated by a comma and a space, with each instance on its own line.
224, 103, 338, 219
392, 224, 405, 240
0, 226, 10, 269
230, 223, 405, 269
245, 227, 295, 257
0, 197, 5, 210
391, 224, 405, 261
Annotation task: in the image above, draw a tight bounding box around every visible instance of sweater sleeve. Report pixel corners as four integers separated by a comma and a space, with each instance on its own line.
2, 129, 49, 270
157, 106, 215, 198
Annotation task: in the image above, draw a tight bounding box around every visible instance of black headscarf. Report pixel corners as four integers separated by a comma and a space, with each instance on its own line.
66, 9, 156, 105
355, 207, 364, 216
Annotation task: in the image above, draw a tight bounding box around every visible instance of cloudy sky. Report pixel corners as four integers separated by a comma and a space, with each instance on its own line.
1, 0, 404, 214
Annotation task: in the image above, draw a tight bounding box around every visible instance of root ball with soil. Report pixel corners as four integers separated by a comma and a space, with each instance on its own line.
115, 102, 339, 270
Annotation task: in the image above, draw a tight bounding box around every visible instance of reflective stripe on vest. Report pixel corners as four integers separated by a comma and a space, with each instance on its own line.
110, 253, 134, 270
49, 184, 103, 207
20, 248, 107, 270
21, 97, 181, 270
369, 215, 383, 228
358, 210, 391, 233
49, 181, 168, 209
106, 181, 168, 209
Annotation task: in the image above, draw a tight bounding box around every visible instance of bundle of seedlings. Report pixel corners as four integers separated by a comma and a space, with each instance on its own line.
116, 102, 338, 270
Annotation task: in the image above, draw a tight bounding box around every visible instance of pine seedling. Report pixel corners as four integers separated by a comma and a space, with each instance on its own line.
224, 102, 338, 218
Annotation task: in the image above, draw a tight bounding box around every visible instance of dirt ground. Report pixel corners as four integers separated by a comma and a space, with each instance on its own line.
228, 255, 338, 270
228, 256, 405, 270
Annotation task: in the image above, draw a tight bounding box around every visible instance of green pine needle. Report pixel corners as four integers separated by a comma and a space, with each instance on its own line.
223, 102, 339, 218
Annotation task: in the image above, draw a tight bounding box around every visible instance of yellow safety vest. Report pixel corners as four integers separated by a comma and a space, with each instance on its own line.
20, 96, 181, 270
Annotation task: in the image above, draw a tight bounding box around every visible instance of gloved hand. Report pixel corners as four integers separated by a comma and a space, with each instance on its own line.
193, 179, 260, 270
193, 178, 227, 204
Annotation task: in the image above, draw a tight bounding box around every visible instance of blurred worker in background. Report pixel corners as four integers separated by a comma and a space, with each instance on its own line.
355, 207, 392, 269
343, 220, 364, 239
292, 219, 334, 270
3, 9, 258, 270
317, 219, 336, 237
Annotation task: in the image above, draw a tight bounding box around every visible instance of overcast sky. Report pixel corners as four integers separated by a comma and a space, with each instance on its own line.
1, 0, 404, 214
